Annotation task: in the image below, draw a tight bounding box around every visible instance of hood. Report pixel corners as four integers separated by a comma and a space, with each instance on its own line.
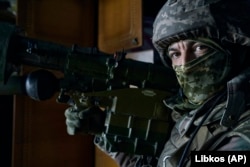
152, 0, 250, 67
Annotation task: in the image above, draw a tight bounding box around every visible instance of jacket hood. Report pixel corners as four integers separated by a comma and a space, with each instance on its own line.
153, 0, 250, 67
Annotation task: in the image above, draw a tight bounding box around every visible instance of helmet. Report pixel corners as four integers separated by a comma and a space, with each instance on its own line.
153, 0, 250, 67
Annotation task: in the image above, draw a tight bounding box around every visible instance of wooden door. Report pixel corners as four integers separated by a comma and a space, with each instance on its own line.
13, 0, 96, 167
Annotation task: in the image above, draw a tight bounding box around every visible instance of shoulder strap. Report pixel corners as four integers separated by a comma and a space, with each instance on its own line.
207, 110, 250, 150
226, 112, 250, 144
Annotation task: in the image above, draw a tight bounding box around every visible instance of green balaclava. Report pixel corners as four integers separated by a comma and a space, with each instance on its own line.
172, 38, 231, 105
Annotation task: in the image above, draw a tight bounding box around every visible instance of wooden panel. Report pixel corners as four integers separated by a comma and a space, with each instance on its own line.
95, 147, 118, 167
17, 0, 96, 47
12, 95, 95, 167
98, 0, 142, 53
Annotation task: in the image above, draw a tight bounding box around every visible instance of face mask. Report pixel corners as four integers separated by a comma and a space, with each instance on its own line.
173, 47, 231, 105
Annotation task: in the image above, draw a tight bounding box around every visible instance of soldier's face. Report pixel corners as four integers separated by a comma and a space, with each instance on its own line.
167, 40, 212, 66
169, 39, 231, 104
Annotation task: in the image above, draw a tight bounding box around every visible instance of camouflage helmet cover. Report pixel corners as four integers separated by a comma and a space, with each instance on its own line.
153, 0, 250, 67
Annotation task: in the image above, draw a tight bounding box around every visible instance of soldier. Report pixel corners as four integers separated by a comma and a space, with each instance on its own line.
65, 0, 250, 166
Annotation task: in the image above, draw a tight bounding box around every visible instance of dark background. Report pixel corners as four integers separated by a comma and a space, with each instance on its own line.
0, 0, 167, 166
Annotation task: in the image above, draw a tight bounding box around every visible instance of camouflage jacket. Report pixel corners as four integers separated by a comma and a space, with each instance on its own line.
94, 68, 250, 167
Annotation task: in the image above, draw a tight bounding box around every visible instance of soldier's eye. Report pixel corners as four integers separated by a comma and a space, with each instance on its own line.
192, 43, 212, 57
168, 51, 181, 60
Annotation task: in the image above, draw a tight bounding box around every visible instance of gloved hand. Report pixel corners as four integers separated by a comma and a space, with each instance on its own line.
65, 106, 106, 135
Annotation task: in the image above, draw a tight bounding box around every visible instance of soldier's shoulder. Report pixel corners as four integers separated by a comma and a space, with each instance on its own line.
227, 110, 250, 143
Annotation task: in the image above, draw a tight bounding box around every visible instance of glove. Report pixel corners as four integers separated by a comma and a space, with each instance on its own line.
65, 106, 106, 135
